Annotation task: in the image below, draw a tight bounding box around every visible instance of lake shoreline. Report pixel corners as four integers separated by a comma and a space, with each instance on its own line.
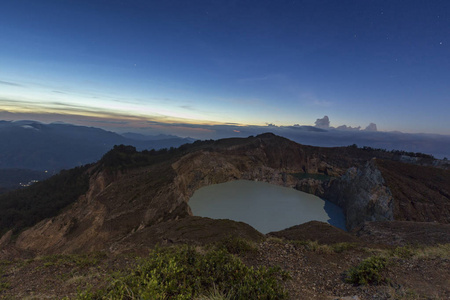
189, 180, 347, 234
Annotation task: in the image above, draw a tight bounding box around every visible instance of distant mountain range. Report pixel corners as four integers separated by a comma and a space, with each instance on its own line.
0, 120, 195, 172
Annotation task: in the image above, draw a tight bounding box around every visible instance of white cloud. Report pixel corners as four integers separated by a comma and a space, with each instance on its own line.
336, 125, 361, 131
314, 115, 330, 128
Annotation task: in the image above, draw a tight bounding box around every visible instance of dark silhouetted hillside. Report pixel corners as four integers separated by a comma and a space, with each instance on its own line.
0, 120, 195, 171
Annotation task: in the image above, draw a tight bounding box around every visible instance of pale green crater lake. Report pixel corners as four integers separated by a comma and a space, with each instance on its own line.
189, 180, 346, 234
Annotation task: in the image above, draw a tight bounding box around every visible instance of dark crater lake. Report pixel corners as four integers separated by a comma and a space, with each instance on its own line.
189, 180, 346, 234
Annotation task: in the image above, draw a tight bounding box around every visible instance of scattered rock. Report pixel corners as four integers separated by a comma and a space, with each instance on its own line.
355, 221, 450, 246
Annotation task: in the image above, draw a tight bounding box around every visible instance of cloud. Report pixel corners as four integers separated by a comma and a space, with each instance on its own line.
179, 105, 197, 111
364, 123, 378, 131
85, 120, 130, 125
335, 123, 378, 132
317, 115, 377, 133
314, 116, 330, 128
312, 99, 332, 107
0, 80, 23, 87
336, 125, 361, 131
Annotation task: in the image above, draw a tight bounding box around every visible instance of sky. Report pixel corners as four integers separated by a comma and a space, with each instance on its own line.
1, 0, 449, 137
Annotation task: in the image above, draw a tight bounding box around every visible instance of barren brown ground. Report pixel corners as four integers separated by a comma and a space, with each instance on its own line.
1, 220, 449, 300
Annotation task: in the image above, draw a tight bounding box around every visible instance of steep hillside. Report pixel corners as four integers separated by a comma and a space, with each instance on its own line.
0, 165, 90, 236
376, 159, 450, 223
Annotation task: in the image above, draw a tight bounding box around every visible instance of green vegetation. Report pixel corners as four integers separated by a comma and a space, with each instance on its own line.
389, 246, 415, 259
76, 245, 289, 300
347, 243, 450, 287
196, 288, 232, 300
384, 244, 450, 260
212, 236, 259, 256
0, 165, 90, 235
286, 240, 357, 254
99, 135, 283, 172
0, 242, 449, 298
0, 281, 10, 293
0, 261, 11, 293
98, 142, 210, 171
0, 168, 51, 194
39, 252, 107, 268
345, 256, 388, 285
98, 138, 240, 171
289, 240, 331, 253
330, 242, 358, 253
347, 144, 435, 159
412, 243, 450, 259
99, 145, 174, 170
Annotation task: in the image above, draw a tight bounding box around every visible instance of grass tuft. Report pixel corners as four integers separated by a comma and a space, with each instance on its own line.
288, 240, 356, 254
39, 252, 107, 268
212, 236, 259, 256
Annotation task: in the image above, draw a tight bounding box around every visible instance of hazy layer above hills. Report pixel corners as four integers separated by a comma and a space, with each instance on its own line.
166, 123, 450, 159
1, 119, 448, 176
0, 120, 194, 171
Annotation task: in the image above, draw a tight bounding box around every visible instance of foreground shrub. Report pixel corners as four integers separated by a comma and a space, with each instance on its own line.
77, 245, 288, 299
345, 256, 388, 285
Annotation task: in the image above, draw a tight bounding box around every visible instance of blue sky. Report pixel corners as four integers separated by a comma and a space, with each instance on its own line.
1, 0, 449, 135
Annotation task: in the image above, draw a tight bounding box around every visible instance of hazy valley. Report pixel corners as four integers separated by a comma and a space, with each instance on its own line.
0, 120, 194, 193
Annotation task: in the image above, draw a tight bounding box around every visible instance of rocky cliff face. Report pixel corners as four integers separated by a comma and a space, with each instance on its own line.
293, 156, 450, 230
324, 159, 394, 230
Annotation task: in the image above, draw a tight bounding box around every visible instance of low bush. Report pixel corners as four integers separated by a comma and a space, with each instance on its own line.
390, 246, 415, 259
77, 245, 289, 299
345, 256, 388, 285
